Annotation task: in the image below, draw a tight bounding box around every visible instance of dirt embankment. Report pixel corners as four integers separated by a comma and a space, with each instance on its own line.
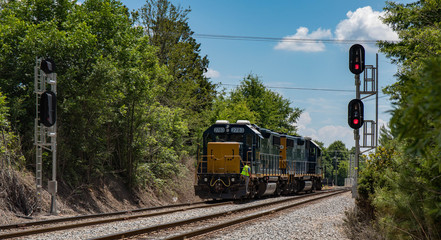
0, 159, 199, 225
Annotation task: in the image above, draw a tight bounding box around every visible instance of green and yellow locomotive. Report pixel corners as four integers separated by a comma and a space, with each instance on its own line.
194, 120, 322, 199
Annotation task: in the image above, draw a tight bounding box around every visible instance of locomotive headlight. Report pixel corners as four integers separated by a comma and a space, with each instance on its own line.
231, 178, 235, 182
204, 178, 208, 182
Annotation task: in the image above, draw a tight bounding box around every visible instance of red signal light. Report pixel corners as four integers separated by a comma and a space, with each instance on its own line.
348, 99, 364, 129
349, 44, 365, 74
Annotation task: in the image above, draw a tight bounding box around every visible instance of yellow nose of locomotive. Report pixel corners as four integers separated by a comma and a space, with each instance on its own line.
207, 142, 242, 174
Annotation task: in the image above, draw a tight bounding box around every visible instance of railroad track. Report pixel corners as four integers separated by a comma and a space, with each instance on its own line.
0, 188, 348, 239
92, 189, 349, 240
0, 200, 231, 239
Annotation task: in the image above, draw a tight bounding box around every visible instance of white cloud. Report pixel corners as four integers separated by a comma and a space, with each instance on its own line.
296, 111, 312, 131
298, 118, 391, 149
335, 6, 399, 42
204, 68, 220, 78
316, 125, 354, 148
301, 125, 354, 149
275, 6, 399, 53
296, 112, 354, 148
275, 27, 332, 52
294, 112, 314, 136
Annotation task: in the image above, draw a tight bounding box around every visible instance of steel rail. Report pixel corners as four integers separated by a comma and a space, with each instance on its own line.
0, 201, 209, 230
0, 201, 232, 239
165, 190, 348, 240
90, 189, 348, 240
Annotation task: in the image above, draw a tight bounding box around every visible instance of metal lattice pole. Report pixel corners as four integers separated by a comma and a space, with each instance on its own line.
34, 57, 58, 215
34, 58, 43, 211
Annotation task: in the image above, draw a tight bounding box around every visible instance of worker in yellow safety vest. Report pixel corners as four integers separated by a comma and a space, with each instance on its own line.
241, 163, 251, 194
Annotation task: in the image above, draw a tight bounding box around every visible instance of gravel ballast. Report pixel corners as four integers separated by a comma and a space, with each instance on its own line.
206, 191, 354, 240
12, 191, 354, 239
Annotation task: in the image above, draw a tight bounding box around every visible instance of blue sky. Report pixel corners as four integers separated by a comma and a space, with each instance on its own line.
110, 0, 413, 148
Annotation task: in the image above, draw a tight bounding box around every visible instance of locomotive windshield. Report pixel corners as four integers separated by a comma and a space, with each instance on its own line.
205, 132, 254, 148
203, 125, 257, 151
214, 133, 243, 143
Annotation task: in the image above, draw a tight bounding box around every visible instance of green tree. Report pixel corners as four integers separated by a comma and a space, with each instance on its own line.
220, 74, 302, 134
0, 92, 8, 128
321, 140, 349, 186
356, 1, 441, 238
140, 0, 217, 149
379, 0, 441, 103
0, 0, 190, 191
378, 58, 441, 239
357, 137, 397, 221
336, 160, 348, 186
210, 94, 257, 124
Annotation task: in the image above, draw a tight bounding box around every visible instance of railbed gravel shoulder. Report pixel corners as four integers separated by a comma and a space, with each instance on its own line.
11, 191, 353, 240
203, 191, 354, 240
12, 195, 298, 240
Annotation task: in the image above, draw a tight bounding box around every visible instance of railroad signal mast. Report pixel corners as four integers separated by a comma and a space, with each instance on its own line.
348, 44, 378, 199
35, 57, 58, 215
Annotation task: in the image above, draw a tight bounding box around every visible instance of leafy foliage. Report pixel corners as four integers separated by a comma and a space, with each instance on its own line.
0, 92, 9, 127
354, 1, 441, 239
0, 0, 205, 192
213, 74, 302, 135
379, 0, 441, 103
210, 93, 257, 124
321, 140, 350, 186
140, 0, 217, 150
